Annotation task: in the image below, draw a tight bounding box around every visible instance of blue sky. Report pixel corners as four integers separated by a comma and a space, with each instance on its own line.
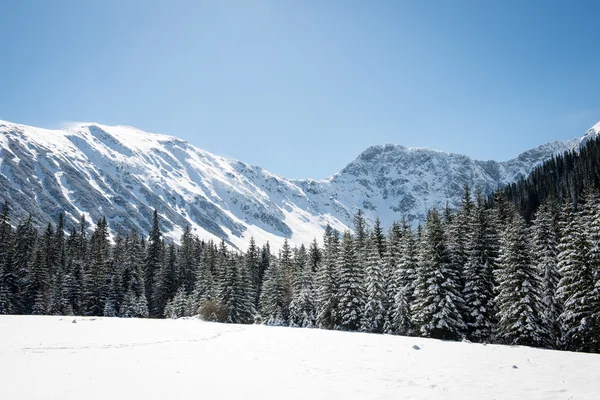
1, 0, 599, 179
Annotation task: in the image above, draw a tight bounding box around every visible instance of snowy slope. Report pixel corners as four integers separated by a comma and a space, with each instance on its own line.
0, 119, 596, 248
0, 316, 599, 400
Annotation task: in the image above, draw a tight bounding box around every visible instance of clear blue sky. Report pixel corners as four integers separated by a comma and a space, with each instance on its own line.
1, 0, 599, 179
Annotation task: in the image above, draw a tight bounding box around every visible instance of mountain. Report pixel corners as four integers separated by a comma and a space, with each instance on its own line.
0, 120, 595, 248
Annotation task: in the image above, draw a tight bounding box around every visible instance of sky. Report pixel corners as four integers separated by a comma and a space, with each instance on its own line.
1, 0, 599, 179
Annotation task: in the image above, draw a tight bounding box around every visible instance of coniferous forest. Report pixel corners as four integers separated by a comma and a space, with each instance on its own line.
1, 137, 600, 355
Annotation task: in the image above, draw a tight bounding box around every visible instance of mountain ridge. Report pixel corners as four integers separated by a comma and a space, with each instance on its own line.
0, 119, 596, 249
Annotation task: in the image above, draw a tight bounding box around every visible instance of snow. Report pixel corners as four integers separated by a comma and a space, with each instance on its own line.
1, 119, 599, 250
1, 316, 599, 400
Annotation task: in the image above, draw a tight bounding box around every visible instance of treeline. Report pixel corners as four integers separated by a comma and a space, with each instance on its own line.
505, 134, 600, 221
0, 185, 599, 353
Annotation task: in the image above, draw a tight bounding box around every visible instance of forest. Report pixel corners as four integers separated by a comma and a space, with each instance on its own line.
1, 136, 600, 354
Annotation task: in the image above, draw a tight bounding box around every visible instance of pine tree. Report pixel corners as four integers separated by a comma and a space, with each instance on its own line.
0, 201, 15, 313
226, 255, 255, 324
289, 257, 316, 328
557, 196, 598, 352
256, 242, 271, 308
372, 217, 386, 258
361, 235, 387, 333
279, 239, 293, 322
495, 212, 546, 347
155, 242, 179, 317
390, 220, 416, 336
531, 200, 561, 347
178, 225, 197, 294
13, 216, 38, 313
28, 246, 49, 315
245, 237, 261, 306
49, 213, 67, 315
353, 209, 368, 252
82, 218, 109, 315
144, 210, 162, 316
336, 231, 365, 331
412, 209, 465, 340
308, 239, 322, 274
259, 258, 286, 325
463, 188, 496, 342
586, 192, 600, 353
190, 250, 216, 313
164, 287, 191, 319
316, 225, 340, 329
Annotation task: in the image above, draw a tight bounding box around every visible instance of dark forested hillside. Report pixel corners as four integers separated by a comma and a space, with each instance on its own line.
504, 135, 600, 220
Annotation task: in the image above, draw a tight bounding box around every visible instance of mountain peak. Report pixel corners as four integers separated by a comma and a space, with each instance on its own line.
0, 118, 598, 248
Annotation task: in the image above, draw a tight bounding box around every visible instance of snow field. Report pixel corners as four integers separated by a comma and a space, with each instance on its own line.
1, 316, 599, 400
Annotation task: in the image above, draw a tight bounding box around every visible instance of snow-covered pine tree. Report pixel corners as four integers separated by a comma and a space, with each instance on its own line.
412, 209, 466, 340
259, 257, 287, 326
557, 193, 599, 352
391, 220, 416, 336
227, 256, 255, 324
144, 210, 163, 317
495, 211, 547, 347
372, 217, 386, 258
120, 230, 148, 318
155, 242, 179, 317
164, 287, 190, 319
361, 235, 387, 333
52, 214, 69, 315
308, 238, 322, 274
177, 225, 197, 294
353, 210, 368, 253
189, 249, 215, 314
316, 225, 340, 330
289, 256, 316, 328
13, 215, 37, 313
531, 199, 561, 347
463, 188, 496, 342
29, 248, 49, 315
245, 237, 261, 306
336, 231, 365, 331
0, 201, 14, 314
256, 242, 271, 307
279, 238, 294, 321
84, 218, 110, 316
382, 235, 399, 334
586, 192, 600, 353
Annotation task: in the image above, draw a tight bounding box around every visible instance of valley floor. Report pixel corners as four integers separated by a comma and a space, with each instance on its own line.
0, 316, 599, 400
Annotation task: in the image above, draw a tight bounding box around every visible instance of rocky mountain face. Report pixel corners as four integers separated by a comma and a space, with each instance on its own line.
0, 120, 595, 249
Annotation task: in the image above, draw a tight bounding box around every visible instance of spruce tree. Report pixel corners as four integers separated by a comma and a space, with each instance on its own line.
361, 235, 387, 333
495, 212, 546, 347
316, 225, 340, 329
144, 210, 163, 316
84, 218, 110, 316
245, 237, 261, 306
178, 225, 197, 294
0, 201, 15, 313
155, 242, 179, 317
412, 209, 465, 340
532, 200, 561, 347
336, 231, 365, 331
557, 196, 598, 352
289, 257, 316, 328
463, 189, 496, 342
259, 258, 286, 325
391, 220, 416, 336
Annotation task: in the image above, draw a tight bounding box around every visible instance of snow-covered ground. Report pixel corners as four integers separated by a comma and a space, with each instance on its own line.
1, 316, 599, 400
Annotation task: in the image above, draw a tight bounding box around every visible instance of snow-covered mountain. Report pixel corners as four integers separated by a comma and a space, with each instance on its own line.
0, 120, 596, 249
